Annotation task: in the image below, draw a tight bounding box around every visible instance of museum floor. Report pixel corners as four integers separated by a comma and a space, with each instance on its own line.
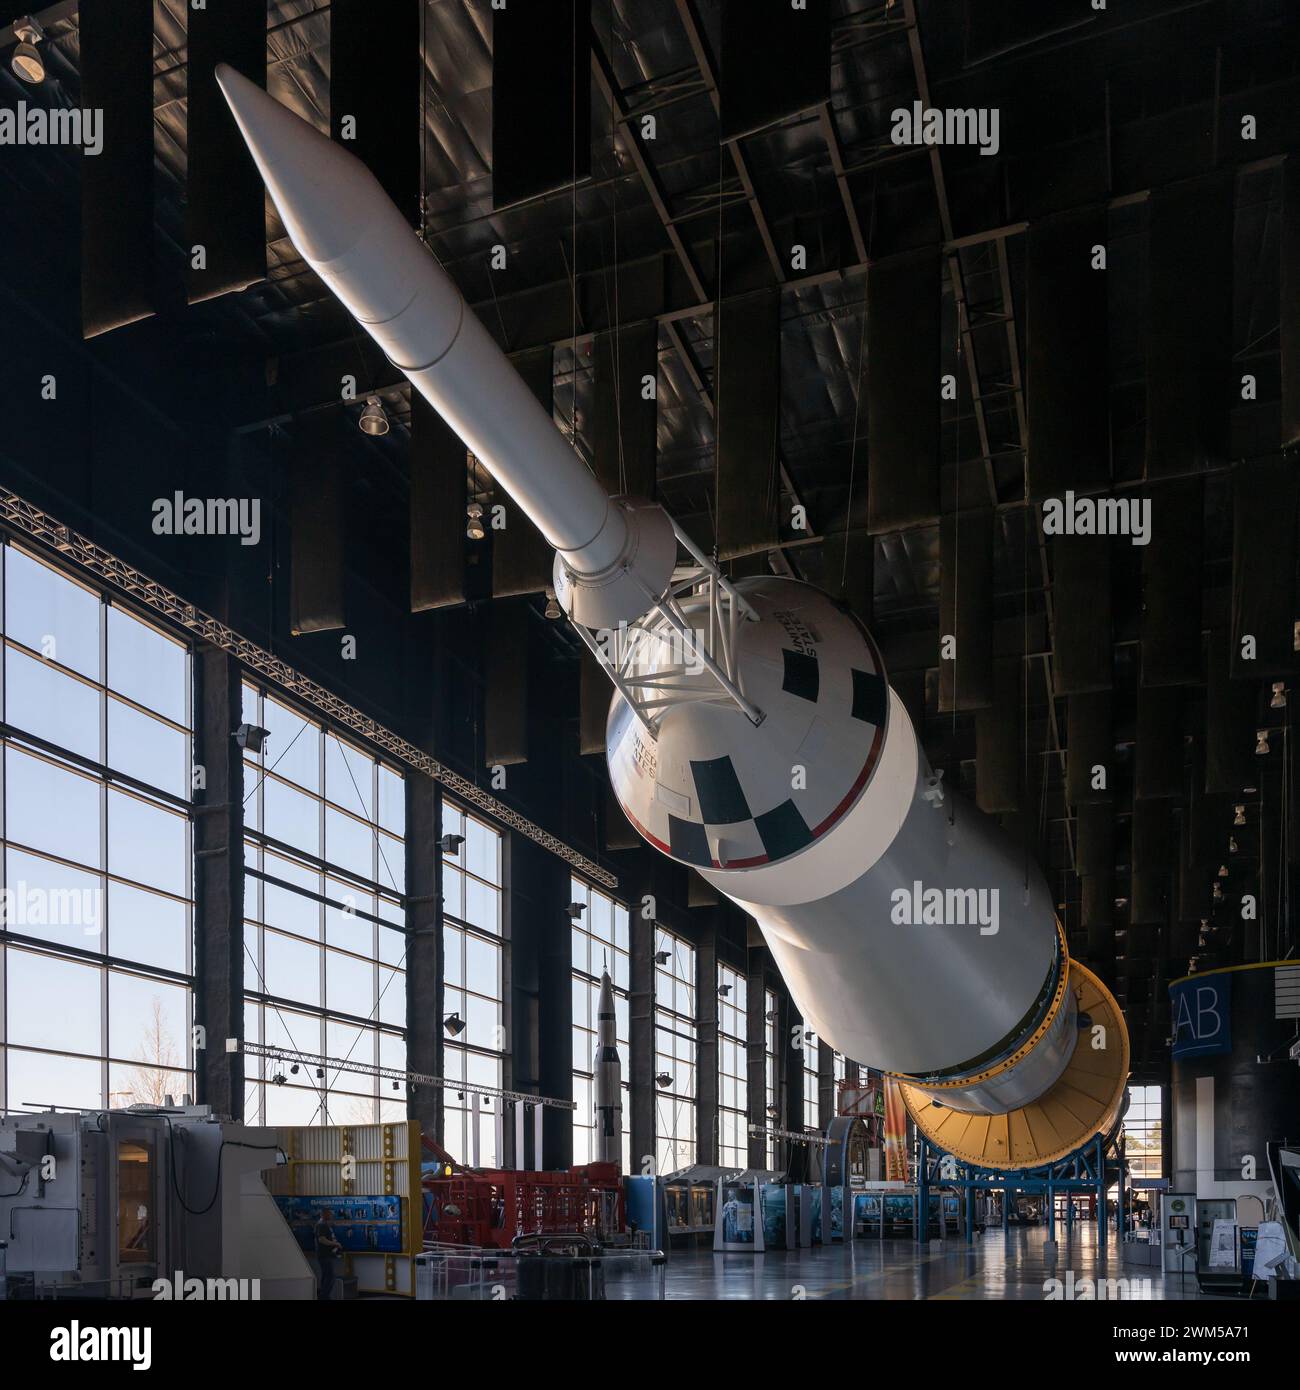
657, 1226, 1237, 1300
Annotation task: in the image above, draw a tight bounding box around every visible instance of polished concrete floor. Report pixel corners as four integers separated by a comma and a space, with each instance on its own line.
659, 1225, 1235, 1300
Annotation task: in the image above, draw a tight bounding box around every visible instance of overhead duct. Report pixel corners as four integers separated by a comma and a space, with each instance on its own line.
1051, 532, 1112, 694
330, 0, 421, 226
221, 71, 1130, 1172
1066, 691, 1113, 806
591, 322, 658, 500
410, 395, 467, 611
1025, 208, 1110, 499
975, 657, 1021, 814
1144, 174, 1234, 477
79, 0, 154, 338
491, 0, 590, 208
493, 347, 563, 598
938, 508, 994, 712
186, 3, 266, 302
1135, 685, 1183, 800
866, 250, 941, 533
289, 414, 346, 635
1231, 455, 1299, 677
715, 289, 781, 560
719, 0, 830, 140
1141, 477, 1203, 687
484, 603, 529, 767
1281, 157, 1300, 448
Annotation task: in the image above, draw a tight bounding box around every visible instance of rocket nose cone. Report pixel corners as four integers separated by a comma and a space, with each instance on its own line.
213, 62, 375, 264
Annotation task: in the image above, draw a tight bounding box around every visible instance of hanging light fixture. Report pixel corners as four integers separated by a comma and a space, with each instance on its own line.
1234, 804, 1247, 826
1270, 682, 1287, 710
11, 19, 46, 84
466, 502, 485, 541
1255, 729, 1270, 756
358, 394, 389, 436
544, 586, 561, 620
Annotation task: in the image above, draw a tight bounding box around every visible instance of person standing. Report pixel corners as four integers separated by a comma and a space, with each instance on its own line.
314, 1208, 343, 1301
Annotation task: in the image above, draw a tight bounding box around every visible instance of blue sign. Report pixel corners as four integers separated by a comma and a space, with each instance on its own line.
1169, 976, 1231, 1059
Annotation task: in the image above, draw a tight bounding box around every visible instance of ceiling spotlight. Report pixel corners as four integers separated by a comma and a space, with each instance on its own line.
1255, 729, 1270, 756
1234, 804, 1247, 826
1271, 683, 1287, 710
443, 1012, 466, 1037
358, 395, 389, 436
290, 1063, 300, 1075
766, 1105, 780, 1119
439, 833, 465, 854
1217, 863, 1229, 878
1212, 882, 1224, 902
391, 1079, 400, 1091
655, 1072, 673, 1089
1229, 837, 1239, 855
233, 722, 270, 753
271, 1071, 287, 1086
315, 1067, 324, 1079
11, 19, 46, 85
544, 586, 562, 621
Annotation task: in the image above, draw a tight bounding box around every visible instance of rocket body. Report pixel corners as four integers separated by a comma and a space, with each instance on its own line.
218, 69, 1128, 1170
593, 971, 624, 1168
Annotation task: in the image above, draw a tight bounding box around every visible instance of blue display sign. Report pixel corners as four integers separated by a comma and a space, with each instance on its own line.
1169, 976, 1231, 1059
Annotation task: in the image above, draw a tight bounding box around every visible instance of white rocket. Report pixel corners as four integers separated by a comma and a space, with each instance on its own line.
218, 66, 1129, 1170
593, 971, 624, 1168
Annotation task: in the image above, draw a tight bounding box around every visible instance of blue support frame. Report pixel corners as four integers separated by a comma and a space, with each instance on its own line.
916, 1134, 1125, 1246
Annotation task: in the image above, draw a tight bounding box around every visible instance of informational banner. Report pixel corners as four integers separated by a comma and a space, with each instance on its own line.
275, 1195, 404, 1253
714, 1181, 763, 1252
1169, 975, 1231, 1059
883, 1076, 911, 1180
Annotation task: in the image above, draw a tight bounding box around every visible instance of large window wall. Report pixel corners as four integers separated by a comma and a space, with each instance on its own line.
241, 682, 407, 1126
1123, 1084, 1164, 1182
764, 988, 778, 1167
803, 1032, 821, 1131
0, 543, 194, 1112
441, 803, 505, 1166
570, 877, 630, 1168
717, 962, 748, 1169
654, 926, 696, 1174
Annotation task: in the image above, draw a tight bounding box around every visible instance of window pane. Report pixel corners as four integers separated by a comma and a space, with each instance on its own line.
7, 1047, 101, 1109
108, 790, 187, 895
465, 819, 498, 884
263, 932, 321, 1008
5, 548, 100, 680
108, 972, 188, 1067
107, 607, 187, 725
7, 949, 101, 1052
4, 847, 103, 950
264, 877, 321, 941
465, 934, 499, 998
109, 881, 188, 974
325, 807, 373, 881
326, 737, 373, 818
378, 767, 404, 836
4, 646, 100, 760
6, 747, 101, 866
261, 697, 320, 793
108, 699, 188, 797
326, 948, 374, 1017
264, 776, 320, 858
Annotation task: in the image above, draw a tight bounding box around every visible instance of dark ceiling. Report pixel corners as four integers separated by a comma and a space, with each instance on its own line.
3, 0, 1300, 1080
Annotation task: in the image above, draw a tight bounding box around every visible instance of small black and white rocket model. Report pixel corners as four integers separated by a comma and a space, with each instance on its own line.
593, 970, 624, 1169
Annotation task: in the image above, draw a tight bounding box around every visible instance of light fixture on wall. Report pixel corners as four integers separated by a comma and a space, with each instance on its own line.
566, 903, 586, 921
717, 983, 731, 997
233, 722, 270, 753
10, 18, 46, 84
655, 1072, 672, 1089
443, 1013, 466, 1037
358, 394, 389, 436
439, 833, 465, 854
653, 950, 670, 965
